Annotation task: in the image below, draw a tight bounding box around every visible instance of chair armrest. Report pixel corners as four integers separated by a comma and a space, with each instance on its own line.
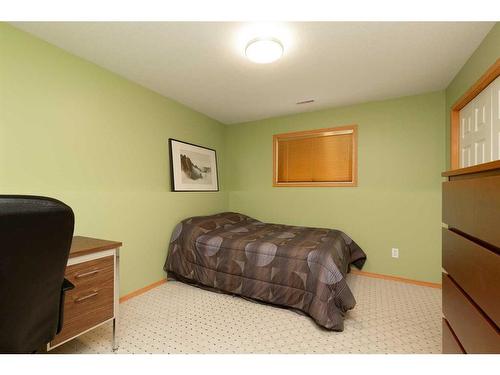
62, 278, 74, 292
57, 278, 75, 334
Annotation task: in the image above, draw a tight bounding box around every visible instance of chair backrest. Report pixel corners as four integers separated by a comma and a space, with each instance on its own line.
0, 196, 74, 353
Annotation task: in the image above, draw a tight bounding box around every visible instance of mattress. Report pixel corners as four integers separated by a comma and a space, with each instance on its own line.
163, 212, 366, 331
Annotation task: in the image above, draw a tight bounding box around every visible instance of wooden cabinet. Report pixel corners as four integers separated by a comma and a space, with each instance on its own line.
442, 274, 498, 353
442, 318, 464, 354
441, 160, 500, 354
47, 236, 122, 351
442, 228, 500, 325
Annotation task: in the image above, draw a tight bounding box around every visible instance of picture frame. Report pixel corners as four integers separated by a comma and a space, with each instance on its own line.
168, 138, 219, 192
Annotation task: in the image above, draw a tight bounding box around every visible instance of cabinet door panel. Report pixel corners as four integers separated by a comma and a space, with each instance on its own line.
459, 81, 493, 167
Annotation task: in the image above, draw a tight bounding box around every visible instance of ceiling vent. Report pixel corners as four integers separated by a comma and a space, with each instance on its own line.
296, 99, 315, 105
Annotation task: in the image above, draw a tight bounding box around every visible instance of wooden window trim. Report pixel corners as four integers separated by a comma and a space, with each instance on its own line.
450, 58, 500, 170
272, 124, 358, 187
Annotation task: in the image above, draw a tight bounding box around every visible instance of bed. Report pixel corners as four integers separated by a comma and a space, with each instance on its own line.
163, 212, 366, 331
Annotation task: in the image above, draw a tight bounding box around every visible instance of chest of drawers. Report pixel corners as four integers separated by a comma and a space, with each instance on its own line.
47, 236, 122, 351
442, 161, 500, 354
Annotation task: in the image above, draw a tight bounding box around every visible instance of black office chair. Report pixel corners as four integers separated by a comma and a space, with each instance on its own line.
0, 196, 75, 353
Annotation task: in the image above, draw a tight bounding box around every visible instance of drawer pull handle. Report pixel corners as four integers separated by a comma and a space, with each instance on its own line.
74, 291, 99, 303
75, 269, 101, 279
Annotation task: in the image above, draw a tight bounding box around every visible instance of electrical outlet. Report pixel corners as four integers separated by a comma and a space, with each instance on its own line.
391, 248, 399, 258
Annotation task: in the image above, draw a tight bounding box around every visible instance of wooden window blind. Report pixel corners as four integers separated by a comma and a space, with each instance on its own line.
273, 125, 357, 187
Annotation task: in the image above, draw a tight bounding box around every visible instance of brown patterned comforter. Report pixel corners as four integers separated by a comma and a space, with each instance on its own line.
164, 212, 366, 331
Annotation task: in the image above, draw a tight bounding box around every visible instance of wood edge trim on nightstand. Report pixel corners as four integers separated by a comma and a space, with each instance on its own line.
68, 244, 122, 258
69, 236, 123, 258
350, 269, 442, 289
67, 249, 116, 266
119, 279, 167, 303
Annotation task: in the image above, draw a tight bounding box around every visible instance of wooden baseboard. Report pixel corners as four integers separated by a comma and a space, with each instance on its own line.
350, 269, 442, 289
119, 269, 440, 304
119, 278, 167, 303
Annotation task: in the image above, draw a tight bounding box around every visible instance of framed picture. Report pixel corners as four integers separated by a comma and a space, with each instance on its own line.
168, 138, 219, 192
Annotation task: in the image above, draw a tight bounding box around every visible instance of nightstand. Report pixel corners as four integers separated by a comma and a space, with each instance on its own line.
47, 236, 122, 351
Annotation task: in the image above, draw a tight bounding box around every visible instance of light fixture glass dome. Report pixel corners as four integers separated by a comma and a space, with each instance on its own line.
245, 38, 283, 64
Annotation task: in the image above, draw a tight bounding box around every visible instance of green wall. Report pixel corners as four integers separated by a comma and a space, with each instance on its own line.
445, 23, 500, 168
3, 22, 497, 290
0, 23, 228, 295
225, 92, 446, 283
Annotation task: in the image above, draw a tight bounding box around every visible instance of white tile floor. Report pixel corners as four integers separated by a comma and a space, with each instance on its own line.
49, 274, 442, 354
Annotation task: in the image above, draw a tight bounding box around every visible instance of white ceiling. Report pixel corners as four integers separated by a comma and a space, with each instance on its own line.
12, 22, 494, 124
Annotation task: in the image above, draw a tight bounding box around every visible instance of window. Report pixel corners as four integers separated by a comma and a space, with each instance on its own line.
273, 125, 358, 187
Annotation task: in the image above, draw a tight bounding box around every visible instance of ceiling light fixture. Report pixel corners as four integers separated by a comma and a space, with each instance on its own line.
245, 38, 284, 64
